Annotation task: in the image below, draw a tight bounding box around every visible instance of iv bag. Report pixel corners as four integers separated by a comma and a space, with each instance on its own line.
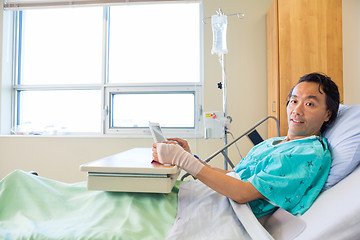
211, 14, 228, 55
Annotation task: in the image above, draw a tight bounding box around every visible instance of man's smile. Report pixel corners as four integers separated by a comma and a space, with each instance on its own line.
290, 118, 304, 124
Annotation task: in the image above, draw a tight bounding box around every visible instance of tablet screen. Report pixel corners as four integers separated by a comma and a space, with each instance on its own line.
149, 122, 167, 142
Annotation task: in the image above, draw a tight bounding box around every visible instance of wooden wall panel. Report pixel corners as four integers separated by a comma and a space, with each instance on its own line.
267, 0, 343, 137
266, 0, 279, 138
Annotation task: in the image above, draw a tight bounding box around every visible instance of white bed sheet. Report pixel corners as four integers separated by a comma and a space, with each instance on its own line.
170, 166, 360, 240
295, 166, 360, 239
166, 176, 274, 240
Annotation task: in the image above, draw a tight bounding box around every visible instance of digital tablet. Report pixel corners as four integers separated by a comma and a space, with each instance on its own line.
149, 122, 167, 143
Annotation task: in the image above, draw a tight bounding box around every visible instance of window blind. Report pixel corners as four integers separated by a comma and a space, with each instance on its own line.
4, 0, 200, 10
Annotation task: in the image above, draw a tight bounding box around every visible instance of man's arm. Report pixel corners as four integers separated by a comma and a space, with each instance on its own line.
153, 141, 263, 204
195, 166, 264, 204
166, 138, 232, 174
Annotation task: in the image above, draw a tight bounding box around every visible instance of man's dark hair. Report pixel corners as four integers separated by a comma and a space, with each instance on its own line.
288, 72, 340, 133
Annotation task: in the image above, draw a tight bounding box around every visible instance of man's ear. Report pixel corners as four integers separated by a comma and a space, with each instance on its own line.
325, 109, 332, 122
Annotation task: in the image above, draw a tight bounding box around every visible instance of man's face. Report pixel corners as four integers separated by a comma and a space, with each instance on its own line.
286, 81, 331, 140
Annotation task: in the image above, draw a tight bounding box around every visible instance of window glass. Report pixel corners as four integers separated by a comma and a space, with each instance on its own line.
7, 2, 202, 135
111, 93, 195, 128
17, 90, 101, 133
108, 3, 200, 83
19, 7, 103, 85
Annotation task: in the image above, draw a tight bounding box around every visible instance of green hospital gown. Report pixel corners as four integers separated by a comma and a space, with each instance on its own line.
234, 135, 331, 218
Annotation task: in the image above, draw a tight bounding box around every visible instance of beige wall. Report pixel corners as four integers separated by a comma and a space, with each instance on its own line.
0, 0, 358, 183
343, 0, 360, 105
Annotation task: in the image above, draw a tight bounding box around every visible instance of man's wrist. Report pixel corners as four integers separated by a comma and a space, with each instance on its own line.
194, 154, 209, 166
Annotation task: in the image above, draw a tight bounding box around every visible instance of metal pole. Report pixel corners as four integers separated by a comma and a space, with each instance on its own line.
220, 53, 228, 170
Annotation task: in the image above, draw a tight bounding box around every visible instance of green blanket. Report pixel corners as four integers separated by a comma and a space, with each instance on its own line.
0, 170, 180, 240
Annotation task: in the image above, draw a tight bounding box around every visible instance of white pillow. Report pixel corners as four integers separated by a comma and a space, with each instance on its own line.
323, 104, 360, 190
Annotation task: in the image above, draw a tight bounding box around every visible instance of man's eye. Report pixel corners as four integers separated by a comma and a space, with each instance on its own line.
306, 102, 314, 106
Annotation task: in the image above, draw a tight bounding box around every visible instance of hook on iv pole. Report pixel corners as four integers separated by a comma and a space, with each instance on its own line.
216, 8, 224, 16
202, 9, 245, 24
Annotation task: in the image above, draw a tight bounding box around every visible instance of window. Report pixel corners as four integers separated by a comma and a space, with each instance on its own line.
2, 1, 203, 137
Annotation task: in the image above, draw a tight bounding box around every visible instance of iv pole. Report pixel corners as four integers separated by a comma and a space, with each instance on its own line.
220, 53, 229, 170
205, 9, 244, 170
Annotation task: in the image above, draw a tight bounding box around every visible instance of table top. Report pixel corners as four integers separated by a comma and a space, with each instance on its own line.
80, 148, 178, 175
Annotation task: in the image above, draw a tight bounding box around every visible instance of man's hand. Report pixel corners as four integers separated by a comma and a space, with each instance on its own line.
152, 142, 204, 176
166, 138, 192, 153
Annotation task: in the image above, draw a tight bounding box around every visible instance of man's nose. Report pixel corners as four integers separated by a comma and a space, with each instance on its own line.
292, 103, 304, 115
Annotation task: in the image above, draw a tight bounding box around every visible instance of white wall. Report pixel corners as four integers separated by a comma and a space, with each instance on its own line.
1, 0, 359, 183
343, 0, 360, 105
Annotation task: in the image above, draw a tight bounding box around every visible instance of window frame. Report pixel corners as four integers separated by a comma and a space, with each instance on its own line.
104, 83, 203, 138
2, 2, 204, 137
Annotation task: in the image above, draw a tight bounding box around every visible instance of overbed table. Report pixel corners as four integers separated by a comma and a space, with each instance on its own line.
80, 148, 179, 193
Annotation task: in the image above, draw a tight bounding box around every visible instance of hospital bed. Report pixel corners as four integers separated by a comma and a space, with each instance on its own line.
0, 104, 359, 239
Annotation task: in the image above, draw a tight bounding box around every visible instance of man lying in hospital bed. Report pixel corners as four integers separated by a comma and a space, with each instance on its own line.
154, 72, 341, 239
1, 72, 360, 239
